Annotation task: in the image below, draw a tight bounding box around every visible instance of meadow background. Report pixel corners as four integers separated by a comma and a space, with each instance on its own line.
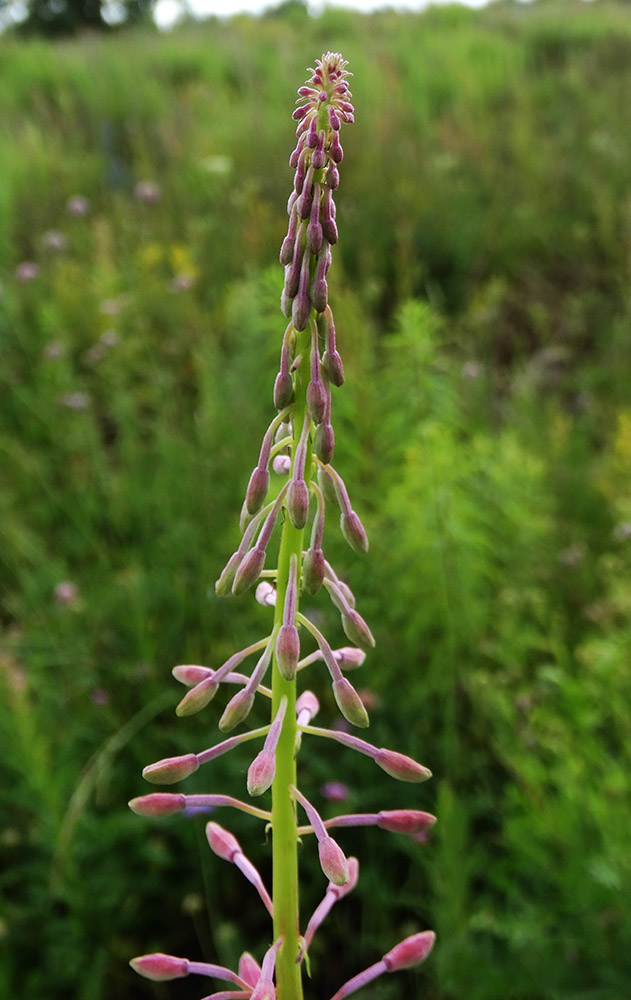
1, 2, 631, 998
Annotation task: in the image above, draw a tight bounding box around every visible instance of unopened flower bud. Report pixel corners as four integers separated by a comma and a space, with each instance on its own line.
287, 478, 310, 529
340, 510, 369, 554
206, 821, 240, 861
232, 547, 266, 595
130, 953, 189, 982
219, 688, 255, 732
273, 370, 293, 409
303, 547, 326, 594
375, 748, 432, 783
307, 378, 327, 425
314, 422, 335, 464
247, 747, 276, 796
333, 646, 366, 669
246, 466, 270, 515
332, 678, 369, 728
276, 623, 300, 680
318, 836, 349, 886
215, 551, 242, 596
326, 164, 340, 189
296, 690, 319, 722
175, 675, 219, 716
128, 793, 186, 817
341, 609, 375, 651
317, 464, 338, 505
142, 753, 199, 785
172, 664, 212, 686
377, 810, 437, 834
383, 931, 436, 971
328, 106, 341, 130
292, 289, 311, 332
310, 276, 328, 314
322, 348, 344, 386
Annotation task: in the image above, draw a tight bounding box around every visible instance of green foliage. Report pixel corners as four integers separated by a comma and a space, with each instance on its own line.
1, 4, 630, 999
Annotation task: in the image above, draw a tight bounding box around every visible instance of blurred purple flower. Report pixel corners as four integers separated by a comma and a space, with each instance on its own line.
54, 581, 78, 605
59, 392, 90, 410
42, 230, 68, 253
43, 341, 66, 360
66, 195, 90, 217
320, 781, 350, 803
134, 180, 161, 205
91, 688, 110, 706
15, 261, 39, 282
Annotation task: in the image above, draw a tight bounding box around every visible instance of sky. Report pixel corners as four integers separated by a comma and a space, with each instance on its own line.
154, 0, 489, 31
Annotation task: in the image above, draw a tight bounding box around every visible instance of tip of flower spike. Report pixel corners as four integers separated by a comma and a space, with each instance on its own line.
383, 931, 436, 972
375, 749, 432, 783
130, 953, 189, 981
143, 754, 199, 785
128, 793, 186, 816
318, 836, 349, 886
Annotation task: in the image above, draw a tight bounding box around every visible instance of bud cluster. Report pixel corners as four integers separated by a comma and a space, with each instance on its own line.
130, 53, 435, 1000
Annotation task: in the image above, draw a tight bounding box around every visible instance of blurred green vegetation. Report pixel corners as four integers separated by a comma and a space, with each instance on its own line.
1, 3, 630, 999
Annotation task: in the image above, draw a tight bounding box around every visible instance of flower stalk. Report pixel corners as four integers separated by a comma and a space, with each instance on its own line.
129, 52, 435, 1000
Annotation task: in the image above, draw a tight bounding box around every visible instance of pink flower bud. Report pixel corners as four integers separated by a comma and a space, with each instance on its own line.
276, 623, 300, 680
341, 609, 375, 650
238, 952, 262, 988
303, 547, 326, 594
172, 664, 212, 686
317, 464, 338, 505
255, 581, 277, 607
314, 421, 335, 464
292, 289, 311, 332
287, 478, 310, 529
296, 690, 319, 722
232, 547, 266, 595
377, 810, 437, 835
340, 510, 369, 554
272, 454, 291, 475
206, 821, 241, 861
273, 370, 294, 409
175, 674, 218, 716
219, 688, 255, 732
130, 953, 189, 981
383, 930, 436, 971
374, 748, 432, 783
310, 276, 328, 314
332, 678, 369, 728
333, 646, 366, 670
319, 836, 349, 886
142, 753, 199, 785
247, 747, 276, 796
128, 793, 186, 817
246, 466, 270, 515
215, 550, 242, 596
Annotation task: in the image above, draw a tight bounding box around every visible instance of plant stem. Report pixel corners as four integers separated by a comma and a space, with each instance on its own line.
272, 327, 312, 1000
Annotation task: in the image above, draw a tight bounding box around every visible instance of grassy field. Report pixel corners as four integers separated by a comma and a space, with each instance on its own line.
1, 3, 631, 998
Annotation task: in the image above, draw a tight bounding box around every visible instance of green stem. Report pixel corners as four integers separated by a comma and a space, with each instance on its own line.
272, 325, 312, 1000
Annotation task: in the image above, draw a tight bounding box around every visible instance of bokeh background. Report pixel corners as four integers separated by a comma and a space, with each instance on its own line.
1, 2, 631, 998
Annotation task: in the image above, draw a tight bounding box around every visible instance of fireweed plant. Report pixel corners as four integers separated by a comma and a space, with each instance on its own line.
129, 54, 436, 1000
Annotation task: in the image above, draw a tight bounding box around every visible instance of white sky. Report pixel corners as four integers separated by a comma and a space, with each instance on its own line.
155, 0, 489, 31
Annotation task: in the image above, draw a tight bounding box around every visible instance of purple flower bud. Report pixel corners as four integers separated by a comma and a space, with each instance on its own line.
273, 370, 294, 410
232, 547, 266, 595
246, 466, 270, 515
340, 510, 369, 553
175, 675, 219, 716
332, 678, 369, 728
375, 748, 432, 783
215, 550, 243, 596
303, 547, 326, 594
322, 189, 338, 244
322, 348, 344, 386
284, 259, 301, 301
377, 810, 437, 835
329, 131, 344, 163
128, 793, 186, 817
383, 931, 436, 971
314, 422, 335, 464
341, 609, 375, 651
296, 690, 319, 723
328, 106, 341, 131
319, 836, 349, 886
280, 287, 292, 317
333, 646, 366, 669
307, 378, 328, 425
247, 747, 276, 796
310, 276, 328, 314
219, 688, 255, 732
326, 164, 340, 190
130, 953, 189, 982
276, 623, 300, 680
292, 290, 311, 332
287, 478, 310, 529
172, 664, 213, 686
292, 104, 309, 122
142, 753, 199, 784
206, 821, 240, 861
279, 234, 295, 266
